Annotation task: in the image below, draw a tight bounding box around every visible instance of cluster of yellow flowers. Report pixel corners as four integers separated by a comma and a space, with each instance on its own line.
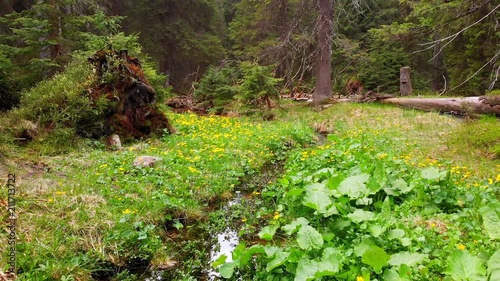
122, 209, 136, 215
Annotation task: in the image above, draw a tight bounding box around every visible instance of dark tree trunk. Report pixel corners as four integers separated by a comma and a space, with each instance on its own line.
313, 0, 332, 105
48, 0, 63, 60
0, 0, 14, 16
400, 66, 412, 96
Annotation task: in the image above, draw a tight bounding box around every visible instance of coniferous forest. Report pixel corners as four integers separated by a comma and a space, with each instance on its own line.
0, 1, 499, 281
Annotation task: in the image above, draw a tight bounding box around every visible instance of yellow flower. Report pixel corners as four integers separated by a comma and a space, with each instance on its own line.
488, 178, 493, 185
99, 164, 108, 168
457, 244, 466, 250
48, 198, 54, 203
55, 191, 66, 195
122, 209, 135, 215
431, 223, 436, 228
252, 191, 261, 196
273, 212, 281, 220
356, 276, 365, 281
241, 218, 247, 223
188, 166, 199, 173
496, 174, 500, 182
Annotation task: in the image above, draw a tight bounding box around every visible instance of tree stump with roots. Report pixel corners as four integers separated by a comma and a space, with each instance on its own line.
86, 48, 175, 140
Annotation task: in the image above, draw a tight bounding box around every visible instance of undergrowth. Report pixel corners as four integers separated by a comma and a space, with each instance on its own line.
218, 127, 500, 280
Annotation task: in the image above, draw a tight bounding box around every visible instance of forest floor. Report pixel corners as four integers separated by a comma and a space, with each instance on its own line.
1, 103, 499, 280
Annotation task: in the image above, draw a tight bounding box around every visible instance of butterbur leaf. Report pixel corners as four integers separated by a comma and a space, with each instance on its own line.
266, 251, 290, 272
219, 262, 237, 278
322, 205, 339, 217
282, 217, 309, 235
387, 229, 405, 240
297, 225, 324, 250
240, 245, 265, 266
361, 245, 389, 273
393, 178, 412, 193
231, 243, 246, 262
445, 250, 487, 281
354, 237, 374, 257
287, 248, 305, 263
388, 252, 427, 266
337, 174, 370, 199
327, 173, 344, 189
383, 269, 409, 281
487, 250, 500, 281
347, 209, 375, 223
369, 224, 385, 237
401, 238, 412, 247
264, 246, 282, 257
317, 247, 344, 275
478, 204, 500, 240
314, 168, 334, 177
212, 254, 227, 268
285, 188, 303, 197
295, 258, 317, 281
258, 224, 279, 241
421, 167, 444, 181
322, 231, 335, 242
303, 183, 332, 213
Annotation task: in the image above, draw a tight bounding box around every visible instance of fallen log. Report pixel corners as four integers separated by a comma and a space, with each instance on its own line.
380, 96, 500, 117
333, 92, 500, 117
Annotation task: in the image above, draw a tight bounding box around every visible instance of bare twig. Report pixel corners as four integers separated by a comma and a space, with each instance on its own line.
450, 51, 500, 92
437, 75, 447, 96
488, 65, 500, 91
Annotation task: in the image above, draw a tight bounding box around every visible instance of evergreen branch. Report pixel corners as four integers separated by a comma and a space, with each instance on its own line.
419, 3, 499, 47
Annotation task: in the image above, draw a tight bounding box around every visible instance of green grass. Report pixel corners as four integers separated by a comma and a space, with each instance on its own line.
1, 103, 499, 280
0, 112, 316, 280
277, 102, 499, 176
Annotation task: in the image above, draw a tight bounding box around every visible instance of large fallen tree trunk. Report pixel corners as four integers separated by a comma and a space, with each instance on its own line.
335, 93, 500, 117
380, 96, 500, 117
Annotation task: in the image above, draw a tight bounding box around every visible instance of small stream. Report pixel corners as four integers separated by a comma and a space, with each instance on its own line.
142, 191, 243, 281
206, 191, 242, 280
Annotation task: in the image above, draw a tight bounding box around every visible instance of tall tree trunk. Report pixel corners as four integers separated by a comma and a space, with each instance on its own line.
0, 0, 14, 16
48, 0, 63, 60
313, 0, 332, 105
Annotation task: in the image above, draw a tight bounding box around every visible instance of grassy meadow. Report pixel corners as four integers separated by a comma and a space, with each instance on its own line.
0, 103, 499, 280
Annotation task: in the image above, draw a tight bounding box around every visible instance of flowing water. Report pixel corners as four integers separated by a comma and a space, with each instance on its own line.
206, 191, 242, 280
142, 191, 243, 281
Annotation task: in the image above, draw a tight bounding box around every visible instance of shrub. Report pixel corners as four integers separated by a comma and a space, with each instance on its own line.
194, 63, 241, 113
238, 61, 282, 110
8, 34, 171, 153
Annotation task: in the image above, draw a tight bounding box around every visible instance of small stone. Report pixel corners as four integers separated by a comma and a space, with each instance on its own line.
108, 134, 122, 150
133, 156, 161, 168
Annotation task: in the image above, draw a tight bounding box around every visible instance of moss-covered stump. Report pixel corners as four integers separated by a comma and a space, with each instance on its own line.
87, 48, 175, 140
